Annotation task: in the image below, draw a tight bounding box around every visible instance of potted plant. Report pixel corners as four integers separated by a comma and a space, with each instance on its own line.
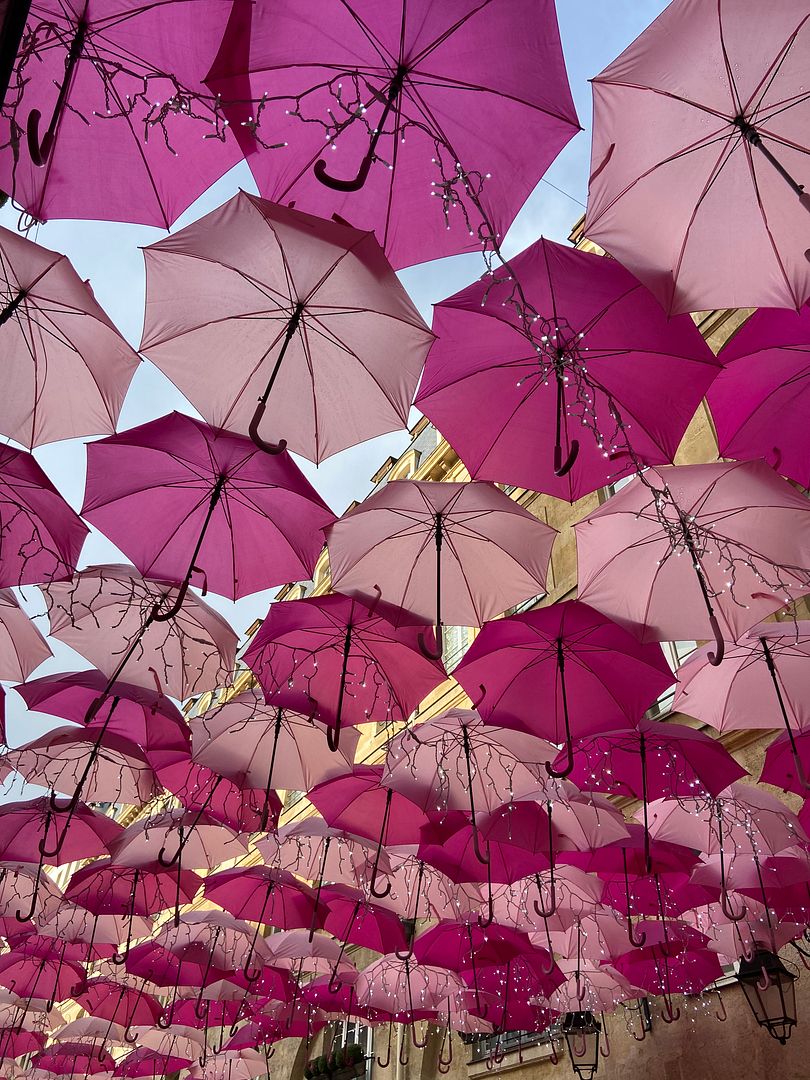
331, 1044, 366, 1079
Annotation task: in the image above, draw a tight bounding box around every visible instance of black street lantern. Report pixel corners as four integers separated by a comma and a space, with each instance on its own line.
737, 949, 797, 1045
562, 1011, 602, 1080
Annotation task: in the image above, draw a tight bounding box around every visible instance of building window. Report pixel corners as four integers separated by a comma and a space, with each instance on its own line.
647, 640, 698, 719
330, 1019, 373, 1079
599, 471, 634, 502
509, 592, 546, 616
284, 789, 305, 808
442, 625, 473, 673
469, 1025, 560, 1063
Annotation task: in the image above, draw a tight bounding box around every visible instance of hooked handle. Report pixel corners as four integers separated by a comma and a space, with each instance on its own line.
249, 400, 287, 455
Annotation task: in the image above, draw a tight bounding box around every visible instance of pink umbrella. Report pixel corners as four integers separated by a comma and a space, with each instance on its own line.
41, 564, 238, 700
262, 929, 356, 982
675, 621, 810, 787
65, 858, 203, 921
608, 939, 722, 1016
258, 817, 391, 894
0, 589, 50, 680
384, 709, 555, 857
467, 954, 564, 1025
575, 460, 810, 663
124, 941, 232, 1023
140, 192, 433, 462
319, 884, 408, 957
416, 237, 719, 497
109, 808, 247, 873
0, 1028, 45, 1059
155, 753, 281, 836
243, 592, 445, 751
326, 479, 556, 658
300, 976, 389, 1025
34, 1042, 115, 1075
115, 1046, 196, 1078
0, 1, 243, 228
0, 944, 85, 1005
454, 601, 673, 776
74, 978, 162, 1041
206, 0, 578, 270
586, 0, 810, 314
0, 226, 140, 447
709, 306, 810, 488
188, 690, 359, 816
549, 960, 634, 1013
353, 954, 463, 1021
83, 411, 335, 613
0, 443, 87, 587
0, 864, 64, 927
761, 729, 810, 796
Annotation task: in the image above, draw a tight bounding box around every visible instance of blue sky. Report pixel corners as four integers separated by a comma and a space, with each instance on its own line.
0, 1, 668, 758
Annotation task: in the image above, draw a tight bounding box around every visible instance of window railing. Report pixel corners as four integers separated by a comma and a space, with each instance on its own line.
469, 1024, 561, 1062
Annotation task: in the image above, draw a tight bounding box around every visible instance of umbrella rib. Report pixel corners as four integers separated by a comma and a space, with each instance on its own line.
743, 14, 810, 119
738, 137, 800, 308
406, 71, 579, 126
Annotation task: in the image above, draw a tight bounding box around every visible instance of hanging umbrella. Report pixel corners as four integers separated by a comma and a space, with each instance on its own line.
0, 589, 50, 680
454, 600, 673, 775
188, 689, 359, 810
549, 959, 634, 1014
206, 0, 578, 270
0, 443, 87, 587
140, 192, 433, 462
243, 592, 445, 750
709, 305, 810, 488
0, 0, 245, 228
319, 884, 408, 956
41, 564, 238, 700
575, 460, 810, 664
34, 1042, 115, 1074
82, 411, 335, 613
0, 863, 65, 926
0, 1028, 45, 1059
675, 621, 810, 787
115, 1045, 197, 1078
258, 817, 391, 893
586, 0, 810, 314
326, 479, 556, 658
308, 765, 430, 898
73, 978, 162, 1040
262, 929, 356, 982
0, 226, 140, 447
0, 944, 86, 1004
110, 808, 247, 873
416, 237, 719, 497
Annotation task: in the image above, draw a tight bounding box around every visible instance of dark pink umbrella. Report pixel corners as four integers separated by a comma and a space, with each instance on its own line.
243, 592, 445, 751
0, 443, 87, 587
575, 460, 810, 664
0, 863, 65, 926
308, 765, 430, 898
762, 729, 810, 796
709, 306, 810, 489
0, 1027, 44, 1059
34, 1042, 115, 1075
206, 0, 578, 270
155, 754, 281, 836
188, 690, 359, 812
300, 976, 389, 1024
83, 411, 335, 612
319, 884, 408, 957
74, 978, 162, 1041
0, 945, 86, 1005
140, 192, 434, 462
416, 237, 719, 497
326, 479, 556, 658
454, 600, 673, 776
586, 0, 810, 314
0, 588, 50, 680
0, 226, 140, 447
607, 928, 722, 1017
0, 1, 243, 228
115, 1046, 196, 1078
41, 564, 238, 700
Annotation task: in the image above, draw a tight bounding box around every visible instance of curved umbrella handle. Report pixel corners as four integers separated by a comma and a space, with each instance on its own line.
553, 440, 580, 478
720, 887, 746, 922
706, 613, 725, 666
660, 996, 680, 1024
410, 1021, 429, 1049
325, 716, 342, 753
152, 576, 190, 623
438, 1028, 453, 1074
757, 963, 771, 992
599, 1015, 610, 1057
248, 400, 287, 455
14, 859, 43, 923
627, 918, 647, 949
418, 624, 443, 661
545, 739, 574, 780
377, 1021, 393, 1069
314, 153, 374, 193
714, 991, 728, 1021
26, 108, 54, 168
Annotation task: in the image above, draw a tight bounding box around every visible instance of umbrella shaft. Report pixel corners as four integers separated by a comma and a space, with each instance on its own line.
0, 288, 26, 326
739, 121, 806, 199
44, 15, 88, 145
259, 303, 305, 405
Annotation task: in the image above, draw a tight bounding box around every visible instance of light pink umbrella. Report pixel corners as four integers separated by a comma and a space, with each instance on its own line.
586, 0, 810, 314
109, 809, 248, 873
327, 480, 556, 661
575, 460, 810, 664
0, 227, 140, 448
709, 305, 810, 489
0, 864, 64, 926
82, 412, 336, 609
0, 1, 242, 228
41, 564, 238, 700
0, 589, 50, 680
258, 817, 390, 890
353, 954, 464, 1016
0, 444, 87, 587
549, 959, 634, 1013
416, 237, 719, 498
206, 0, 578, 270
140, 192, 433, 463
262, 930, 356, 981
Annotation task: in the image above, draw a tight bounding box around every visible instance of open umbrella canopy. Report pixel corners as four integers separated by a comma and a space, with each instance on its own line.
0, 589, 50, 682
140, 193, 433, 463
206, 0, 579, 270
586, 0, 810, 314
416, 237, 719, 499
0, 0, 245, 228
82, 411, 336, 603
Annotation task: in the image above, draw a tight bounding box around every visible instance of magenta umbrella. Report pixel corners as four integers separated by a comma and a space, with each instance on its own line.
0, 589, 50, 680
115, 1046, 196, 1078
0, 226, 140, 447
575, 460, 810, 664
0, 1028, 44, 1059
34, 1042, 115, 1075
0, 0, 244, 228
0, 443, 87, 587
74, 978, 162, 1041
607, 935, 722, 1017
156, 754, 281, 836
326, 479, 556, 657
0, 944, 86, 1005
140, 192, 434, 462
675, 621, 810, 786
319, 884, 408, 956
416, 237, 719, 498
207, 0, 578, 270
187, 691, 358, 823
709, 306, 810, 488
243, 592, 445, 751
82, 411, 335, 613
454, 600, 673, 776
41, 564, 238, 700
586, 0, 810, 314
308, 765, 430, 899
